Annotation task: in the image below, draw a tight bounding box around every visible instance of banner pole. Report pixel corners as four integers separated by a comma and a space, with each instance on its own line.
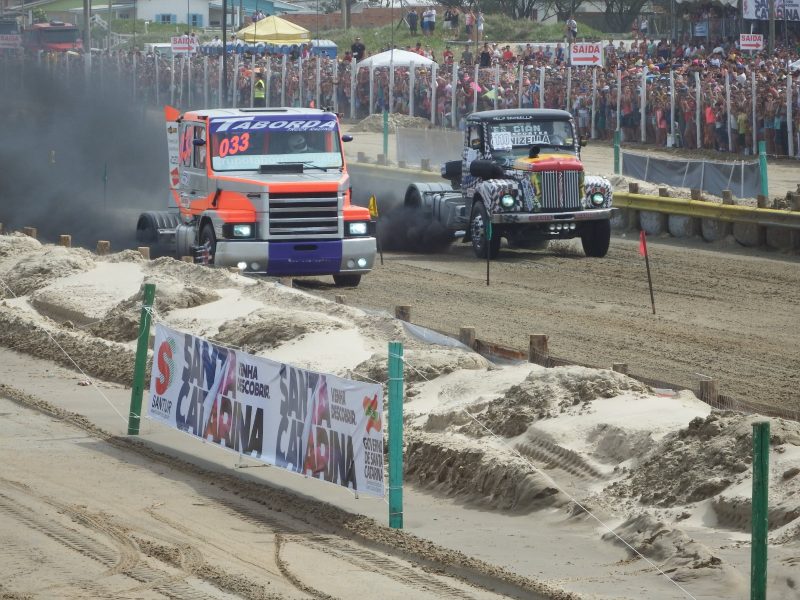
614, 130, 621, 174
127, 283, 156, 435
750, 420, 770, 600
388, 341, 404, 529
758, 140, 768, 198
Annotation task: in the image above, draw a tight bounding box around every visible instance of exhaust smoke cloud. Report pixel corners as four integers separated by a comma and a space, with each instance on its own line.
0, 65, 166, 249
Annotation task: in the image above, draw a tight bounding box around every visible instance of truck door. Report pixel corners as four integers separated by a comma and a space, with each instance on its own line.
178, 122, 209, 214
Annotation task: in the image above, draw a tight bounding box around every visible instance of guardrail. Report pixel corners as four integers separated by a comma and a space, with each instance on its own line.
613, 193, 800, 231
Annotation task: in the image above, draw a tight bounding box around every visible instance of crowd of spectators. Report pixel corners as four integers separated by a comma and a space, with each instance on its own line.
20, 31, 800, 158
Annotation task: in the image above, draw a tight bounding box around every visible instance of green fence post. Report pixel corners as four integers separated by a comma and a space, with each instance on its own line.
383, 110, 389, 160
751, 420, 770, 600
758, 140, 768, 199
388, 340, 404, 529
127, 283, 156, 435
614, 130, 621, 175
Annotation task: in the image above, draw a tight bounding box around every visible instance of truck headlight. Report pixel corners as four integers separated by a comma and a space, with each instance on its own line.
590, 192, 605, 207
501, 193, 515, 209
348, 221, 368, 236
231, 223, 254, 237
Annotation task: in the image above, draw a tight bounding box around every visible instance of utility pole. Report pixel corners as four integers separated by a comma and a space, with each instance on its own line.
768, 0, 775, 53
83, 0, 90, 50
222, 0, 227, 105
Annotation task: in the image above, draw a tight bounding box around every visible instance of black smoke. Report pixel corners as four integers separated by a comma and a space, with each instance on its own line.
376, 205, 455, 253
0, 61, 166, 249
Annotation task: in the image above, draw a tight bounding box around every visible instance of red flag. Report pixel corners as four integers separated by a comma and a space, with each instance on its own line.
639, 230, 648, 257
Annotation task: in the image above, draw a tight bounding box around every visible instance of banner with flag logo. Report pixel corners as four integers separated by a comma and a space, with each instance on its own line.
147, 324, 385, 497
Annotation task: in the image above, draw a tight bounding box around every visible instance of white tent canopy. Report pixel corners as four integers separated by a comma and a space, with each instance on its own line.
356, 49, 435, 68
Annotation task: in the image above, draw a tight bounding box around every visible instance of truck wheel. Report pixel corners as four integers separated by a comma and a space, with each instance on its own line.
199, 223, 217, 265
333, 274, 361, 287
136, 215, 158, 244
580, 220, 611, 258
470, 202, 501, 259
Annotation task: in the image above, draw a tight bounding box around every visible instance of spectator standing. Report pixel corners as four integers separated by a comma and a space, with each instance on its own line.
351, 37, 366, 63
407, 9, 418, 35
461, 47, 474, 66
476, 11, 485, 42
565, 15, 578, 42
479, 43, 491, 68
465, 10, 474, 38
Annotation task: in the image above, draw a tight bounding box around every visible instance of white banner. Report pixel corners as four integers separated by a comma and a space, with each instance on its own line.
0, 34, 21, 49
743, 0, 800, 21
147, 324, 385, 497
171, 35, 198, 54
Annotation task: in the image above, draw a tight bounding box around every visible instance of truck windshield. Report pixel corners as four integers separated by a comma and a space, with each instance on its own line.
41, 28, 80, 43
209, 115, 343, 171
489, 120, 575, 157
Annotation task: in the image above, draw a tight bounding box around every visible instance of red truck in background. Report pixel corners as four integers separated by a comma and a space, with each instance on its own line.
137, 106, 376, 287
22, 21, 82, 52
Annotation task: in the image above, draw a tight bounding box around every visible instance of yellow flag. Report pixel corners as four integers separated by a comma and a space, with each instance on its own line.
368, 195, 379, 219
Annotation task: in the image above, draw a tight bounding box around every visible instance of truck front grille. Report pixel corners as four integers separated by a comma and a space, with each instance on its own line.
268, 191, 341, 238
540, 170, 582, 211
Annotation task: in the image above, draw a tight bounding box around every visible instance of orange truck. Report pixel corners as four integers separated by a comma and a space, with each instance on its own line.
137, 106, 376, 286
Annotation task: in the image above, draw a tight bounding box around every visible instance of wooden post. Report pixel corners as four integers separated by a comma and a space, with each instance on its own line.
789, 192, 800, 212
395, 305, 411, 322
628, 182, 639, 194
227, 266, 239, 273
181, 256, 194, 263
528, 334, 549, 365
699, 378, 719, 405
398, 160, 407, 169
722, 190, 734, 205
357, 151, 367, 163
23, 227, 37, 239
459, 326, 476, 349
690, 188, 702, 200
658, 187, 669, 197
137, 246, 150, 259
0, 223, 3, 234
96, 241, 111, 255
279, 277, 293, 288
59, 235, 72, 247
421, 158, 431, 171
377, 153, 387, 165
612, 362, 628, 374
757, 194, 769, 208
335, 294, 347, 304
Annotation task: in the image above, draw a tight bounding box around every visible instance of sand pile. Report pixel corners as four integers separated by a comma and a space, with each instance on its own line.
0, 241, 96, 297
607, 412, 800, 507
348, 114, 432, 133
405, 430, 565, 511
214, 308, 343, 352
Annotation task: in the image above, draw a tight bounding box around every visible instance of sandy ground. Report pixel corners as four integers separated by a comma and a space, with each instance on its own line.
1, 234, 799, 600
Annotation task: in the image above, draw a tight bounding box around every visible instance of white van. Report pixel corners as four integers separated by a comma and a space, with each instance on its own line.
144, 42, 175, 58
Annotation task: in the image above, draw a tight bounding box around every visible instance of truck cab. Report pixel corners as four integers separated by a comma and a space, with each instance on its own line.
406, 109, 614, 259
138, 107, 376, 287
22, 21, 82, 52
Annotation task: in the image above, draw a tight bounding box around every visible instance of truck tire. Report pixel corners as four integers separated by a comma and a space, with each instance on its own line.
470, 202, 501, 259
333, 274, 361, 287
136, 211, 181, 257
199, 223, 217, 265
580, 220, 611, 258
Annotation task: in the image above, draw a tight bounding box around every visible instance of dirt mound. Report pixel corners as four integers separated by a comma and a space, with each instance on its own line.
0, 246, 96, 297
348, 114, 431, 133
587, 424, 657, 465
145, 257, 237, 289
90, 278, 220, 342
602, 514, 722, 580
213, 309, 342, 352
104, 249, 147, 264
405, 430, 566, 512
0, 232, 42, 259
350, 348, 490, 387
0, 303, 135, 385
457, 368, 649, 438
607, 413, 800, 507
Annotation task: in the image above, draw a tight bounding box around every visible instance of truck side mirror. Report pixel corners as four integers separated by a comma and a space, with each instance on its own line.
341, 134, 353, 142
579, 136, 588, 147
193, 138, 206, 147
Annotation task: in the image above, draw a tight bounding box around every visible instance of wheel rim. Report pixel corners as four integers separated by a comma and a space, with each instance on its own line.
201, 231, 214, 265
471, 211, 485, 252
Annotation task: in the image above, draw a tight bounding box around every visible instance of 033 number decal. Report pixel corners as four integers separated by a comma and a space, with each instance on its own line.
218, 133, 250, 158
